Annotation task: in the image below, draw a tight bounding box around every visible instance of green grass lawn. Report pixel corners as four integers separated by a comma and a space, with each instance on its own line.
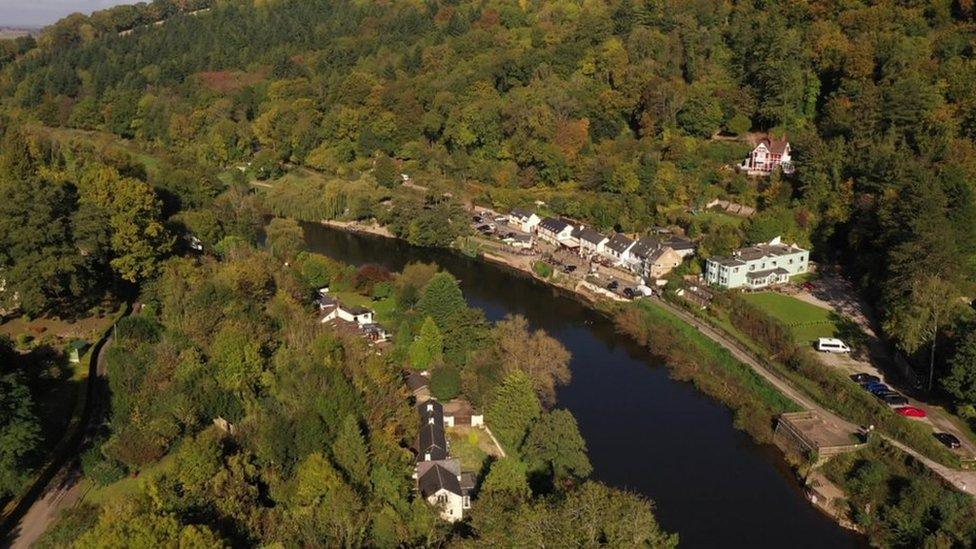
330, 290, 397, 324
447, 429, 492, 472
742, 292, 853, 345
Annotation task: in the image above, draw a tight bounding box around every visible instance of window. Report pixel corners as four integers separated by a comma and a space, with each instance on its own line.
436, 495, 447, 505
463, 496, 471, 509
734, 267, 739, 273
749, 264, 755, 271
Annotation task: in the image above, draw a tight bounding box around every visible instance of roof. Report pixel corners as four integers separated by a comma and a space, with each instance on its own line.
419, 400, 443, 423
746, 267, 790, 279
459, 471, 477, 493
664, 235, 695, 251
442, 398, 479, 417
646, 246, 676, 264
345, 305, 372, 315
418, 421, 448, 461
418, 463, 462, 497
735, 243, 804, 262
605, 233, 635, 253
317, 295, 338, 307
406, 372, 429, 391
510, 208, 534, 220
574, 227, 606, 245
539, 217, 570, 233
763, 136, 789, 155
630, 236, 663, 259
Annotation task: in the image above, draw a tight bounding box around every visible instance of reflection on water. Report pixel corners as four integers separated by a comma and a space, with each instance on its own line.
303, 223, 864, 548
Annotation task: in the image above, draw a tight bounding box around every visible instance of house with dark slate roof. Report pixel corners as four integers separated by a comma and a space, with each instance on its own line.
572, 226, 608, 255
603, 233, 636, 264
537, 217, 574, 245
417, 458, 473, 522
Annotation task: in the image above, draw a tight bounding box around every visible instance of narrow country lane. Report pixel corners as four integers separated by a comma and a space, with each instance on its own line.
2, 322, 118, 548
650, 297, 976, 497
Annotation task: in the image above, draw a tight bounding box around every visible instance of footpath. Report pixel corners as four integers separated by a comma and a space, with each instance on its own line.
651, 297, 976, 497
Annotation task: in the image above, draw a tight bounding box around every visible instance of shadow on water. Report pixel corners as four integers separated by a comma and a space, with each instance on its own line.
302, 223, 865, 548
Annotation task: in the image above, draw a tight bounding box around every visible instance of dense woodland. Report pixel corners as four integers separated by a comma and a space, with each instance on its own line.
3, 0, 976, 544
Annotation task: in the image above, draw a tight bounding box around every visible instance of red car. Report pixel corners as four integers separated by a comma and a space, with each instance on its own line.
895, 406, 927, 418
802, 282, 816, 291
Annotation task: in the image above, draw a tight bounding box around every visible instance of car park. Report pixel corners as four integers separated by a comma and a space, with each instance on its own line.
863, 381, 888, 392
816, 337, 851, 353
894, 406, 927, 418
879, 393, 909, 406
935, 432, 962, 449
850, 373, 880, 384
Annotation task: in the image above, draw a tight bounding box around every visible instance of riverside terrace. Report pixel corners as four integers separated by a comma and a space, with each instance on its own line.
471, 207, 696, 287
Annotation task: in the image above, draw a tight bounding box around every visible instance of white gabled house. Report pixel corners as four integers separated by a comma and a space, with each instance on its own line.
603, 233, 636, 265
537, 217, 575, 245
509, 208, 541, 233
320, 298, 375, 326
573, 227, 608, 256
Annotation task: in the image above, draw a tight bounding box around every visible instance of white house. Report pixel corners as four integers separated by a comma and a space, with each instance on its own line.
739, 136, 794, 176
417, 459, 473, 522
603, 233, 636, 264
509, 208, 541, 233
537, 217, 575, 245
705, 236, 809, 289
321, 302, 374, 326
573, 227, 608, 256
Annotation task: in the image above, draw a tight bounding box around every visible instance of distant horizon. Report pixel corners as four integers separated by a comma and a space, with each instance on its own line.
0, 1, 140, 28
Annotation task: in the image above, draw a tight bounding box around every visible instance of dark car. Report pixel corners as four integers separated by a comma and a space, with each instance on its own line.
868, 385, 892, 395
623, 287, 636, 299
879, 393, 909, 406
562, 264, 578, 273
935, 432, 962, 449
850, 373, 880, 384
607, 280, 619, 291
863, 381, 887, 392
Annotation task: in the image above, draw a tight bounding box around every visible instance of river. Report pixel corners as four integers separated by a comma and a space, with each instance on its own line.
302, 223, 863, 548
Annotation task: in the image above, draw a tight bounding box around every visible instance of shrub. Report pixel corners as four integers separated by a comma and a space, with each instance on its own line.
532, 261, 553, 279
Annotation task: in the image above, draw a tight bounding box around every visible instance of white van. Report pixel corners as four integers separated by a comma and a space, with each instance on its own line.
817, 338, 851, 353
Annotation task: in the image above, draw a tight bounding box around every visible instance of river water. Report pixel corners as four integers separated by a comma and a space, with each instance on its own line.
303, 223, 863, 548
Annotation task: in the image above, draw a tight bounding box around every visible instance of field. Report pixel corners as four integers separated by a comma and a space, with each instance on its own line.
742, 292, 850, 345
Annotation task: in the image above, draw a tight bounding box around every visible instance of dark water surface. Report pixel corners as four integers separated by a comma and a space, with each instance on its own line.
303, 223, 863, 548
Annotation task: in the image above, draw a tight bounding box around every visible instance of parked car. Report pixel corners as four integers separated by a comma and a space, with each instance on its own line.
623, 287, 637, 299
606, 281, 619, 291
934, 432, 962, 449
863, 381, 888, 392
563, 265, 577, 273
802, 282, 816, 291
894, 406, 927, 418
879, 393, 909, 406
868, 385, 892, 395
850, 373, 880, 384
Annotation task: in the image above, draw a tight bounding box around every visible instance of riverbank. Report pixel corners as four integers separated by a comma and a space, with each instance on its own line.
301, 221, 862, 546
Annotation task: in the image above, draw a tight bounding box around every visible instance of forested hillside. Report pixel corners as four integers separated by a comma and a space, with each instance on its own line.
3, 0, 976, 393
3, 2, 976, 541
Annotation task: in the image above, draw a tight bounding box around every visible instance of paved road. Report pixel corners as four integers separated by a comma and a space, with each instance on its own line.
651, 297, 976, 496
2, 328, 114, 548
